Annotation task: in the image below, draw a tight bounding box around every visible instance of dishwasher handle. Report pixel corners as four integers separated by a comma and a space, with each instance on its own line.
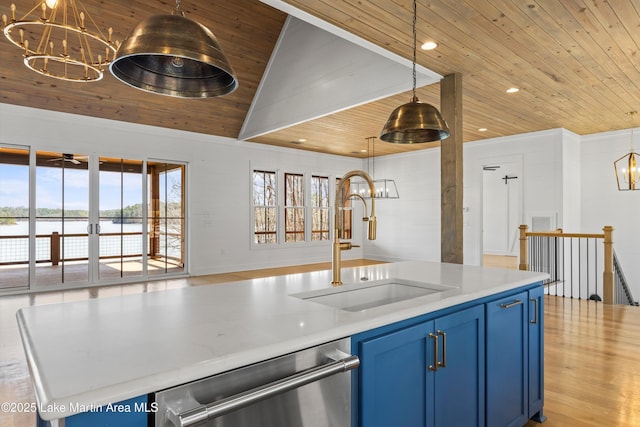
167, 354, 360, 427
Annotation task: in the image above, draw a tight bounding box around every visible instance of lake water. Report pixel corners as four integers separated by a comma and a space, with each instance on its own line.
0, 220, 142, 235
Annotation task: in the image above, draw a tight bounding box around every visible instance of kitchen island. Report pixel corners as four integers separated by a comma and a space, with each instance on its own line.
17, 261, 548, 426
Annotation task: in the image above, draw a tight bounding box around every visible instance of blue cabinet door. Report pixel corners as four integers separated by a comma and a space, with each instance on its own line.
429, 304, 485, 427
528, 286, 546, 422
358, 305, 485, 427
359, 321, 432, 427
486, 291, 528, 427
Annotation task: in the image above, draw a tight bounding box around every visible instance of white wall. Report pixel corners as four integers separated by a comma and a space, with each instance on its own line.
0, 104, 361, 278
4, 103, 636, 296
561, 130, 582, 232
463, 129, 566, 265
362, 149, 442, 263
362, 129, 569, 267
582, 129, 640, 297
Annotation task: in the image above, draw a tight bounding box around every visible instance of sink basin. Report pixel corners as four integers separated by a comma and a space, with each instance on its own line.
291, 278, 458, 312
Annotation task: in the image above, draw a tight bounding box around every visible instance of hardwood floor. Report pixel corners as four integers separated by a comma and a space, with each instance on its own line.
483, 254, 519, 270
525, 295, 640, 426
2, 260, 640, 427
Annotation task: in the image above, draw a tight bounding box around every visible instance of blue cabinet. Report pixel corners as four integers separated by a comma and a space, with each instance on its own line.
36, 396, 151, 427
486, 291, 529, 427
353, 283, 544, 427
528, 286, 546, 422
485, 287, 546, 426
356, 305, 485, 427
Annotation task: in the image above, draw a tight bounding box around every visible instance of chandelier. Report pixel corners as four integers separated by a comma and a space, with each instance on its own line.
614, 111, 640, 191
1, 0, 118, 82
352, 137, 400, 199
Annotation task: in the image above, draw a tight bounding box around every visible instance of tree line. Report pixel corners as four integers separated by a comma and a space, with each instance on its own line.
1, 203, 179, 224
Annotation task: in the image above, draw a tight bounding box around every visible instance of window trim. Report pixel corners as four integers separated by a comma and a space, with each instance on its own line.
250, 166, 338, 250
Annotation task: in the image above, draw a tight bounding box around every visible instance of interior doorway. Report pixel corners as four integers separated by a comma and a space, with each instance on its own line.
482, 156, 523, 258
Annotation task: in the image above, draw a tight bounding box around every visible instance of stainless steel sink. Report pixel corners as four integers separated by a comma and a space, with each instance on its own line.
292, 278, 458, 312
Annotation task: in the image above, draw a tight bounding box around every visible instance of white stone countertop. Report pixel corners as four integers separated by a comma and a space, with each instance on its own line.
16, 261, 548, 420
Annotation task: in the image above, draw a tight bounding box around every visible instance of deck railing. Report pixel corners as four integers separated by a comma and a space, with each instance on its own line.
0, 231, 183, 266
518, 225, 635, 305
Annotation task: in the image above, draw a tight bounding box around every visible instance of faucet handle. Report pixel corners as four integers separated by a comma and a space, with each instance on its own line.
368, 216, 377, 240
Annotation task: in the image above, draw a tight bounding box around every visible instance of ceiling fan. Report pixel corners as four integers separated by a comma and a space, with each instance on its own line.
47, 153, 88, 164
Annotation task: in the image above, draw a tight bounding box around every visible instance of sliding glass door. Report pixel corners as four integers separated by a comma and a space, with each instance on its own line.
35, 151, 90, 286
0, 149, 187, 291
147, 161, 185, 276
0, 146, 30, 290
98, 157, 145, 281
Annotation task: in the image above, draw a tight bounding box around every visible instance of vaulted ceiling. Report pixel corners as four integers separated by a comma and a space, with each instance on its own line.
1, 0, 640, 158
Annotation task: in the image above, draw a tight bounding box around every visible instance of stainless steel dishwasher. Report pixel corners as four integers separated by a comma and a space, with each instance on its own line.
154, 338, 358, 427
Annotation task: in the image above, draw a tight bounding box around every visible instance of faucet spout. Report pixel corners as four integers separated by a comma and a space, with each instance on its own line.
332, 170, 377, 286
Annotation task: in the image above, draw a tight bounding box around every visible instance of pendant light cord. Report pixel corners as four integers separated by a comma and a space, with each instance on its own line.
628, 111, 637, 152
412, 0, 417, 101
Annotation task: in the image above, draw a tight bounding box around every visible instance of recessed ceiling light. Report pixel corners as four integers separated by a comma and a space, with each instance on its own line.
478, 128, 488, 132
506, 87, 520, 93
298, 138, 307, 142
360, 149, 367, 153
421, 41, 438, 50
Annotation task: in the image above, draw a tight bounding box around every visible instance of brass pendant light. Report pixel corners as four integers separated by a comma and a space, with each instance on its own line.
614, 111, 640, 191
380, 0, 450, 143
109, 0, 237, 98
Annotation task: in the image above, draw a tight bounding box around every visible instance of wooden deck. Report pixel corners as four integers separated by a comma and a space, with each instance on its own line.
2, 260, 640, 426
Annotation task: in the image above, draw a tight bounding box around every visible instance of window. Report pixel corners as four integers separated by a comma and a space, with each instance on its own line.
253, 170, 277, 244
284, 173, 305, 242
311, 175, 330, 241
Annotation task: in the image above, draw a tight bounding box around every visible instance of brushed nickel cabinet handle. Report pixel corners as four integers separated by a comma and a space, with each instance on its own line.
500, 299, 523, 309
428, 332, 438, 371
530, 297, 539, 324
437, 330, 447, 368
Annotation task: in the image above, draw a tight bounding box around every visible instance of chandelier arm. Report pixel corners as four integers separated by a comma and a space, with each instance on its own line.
37, 12, 55, 55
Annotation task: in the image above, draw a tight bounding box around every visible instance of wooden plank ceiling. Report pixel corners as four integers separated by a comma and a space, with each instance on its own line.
1, 0, 640, 158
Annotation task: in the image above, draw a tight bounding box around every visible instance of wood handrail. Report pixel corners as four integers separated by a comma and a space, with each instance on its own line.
525, 231, 605, 239
519, 224, 614, 304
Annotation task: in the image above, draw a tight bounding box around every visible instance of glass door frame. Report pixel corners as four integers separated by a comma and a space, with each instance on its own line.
0, 148, 189, 294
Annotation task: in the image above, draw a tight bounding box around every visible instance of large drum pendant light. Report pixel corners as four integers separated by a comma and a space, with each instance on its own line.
380, 0, 450, 143
109, 0, 237, 98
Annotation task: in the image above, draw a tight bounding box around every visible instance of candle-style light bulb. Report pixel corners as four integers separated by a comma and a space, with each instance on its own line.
45, 0, 58, 9
41, 3, 47, 20
43, 57, 48, 72
23, 39, 28, 55
2, 14, 7, 27
49, 41, 54, 55
108, 28, 113, 43
10, 4, 16, 21
19, 28, 23, 44
79, 12, 85, 29
62, 39, 67, 56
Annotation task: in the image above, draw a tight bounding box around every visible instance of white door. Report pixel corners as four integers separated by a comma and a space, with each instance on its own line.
483, 160, 522, 256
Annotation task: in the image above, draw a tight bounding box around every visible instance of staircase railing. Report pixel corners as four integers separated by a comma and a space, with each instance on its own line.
518, 225, 634, 305
613, 251, 638, 306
